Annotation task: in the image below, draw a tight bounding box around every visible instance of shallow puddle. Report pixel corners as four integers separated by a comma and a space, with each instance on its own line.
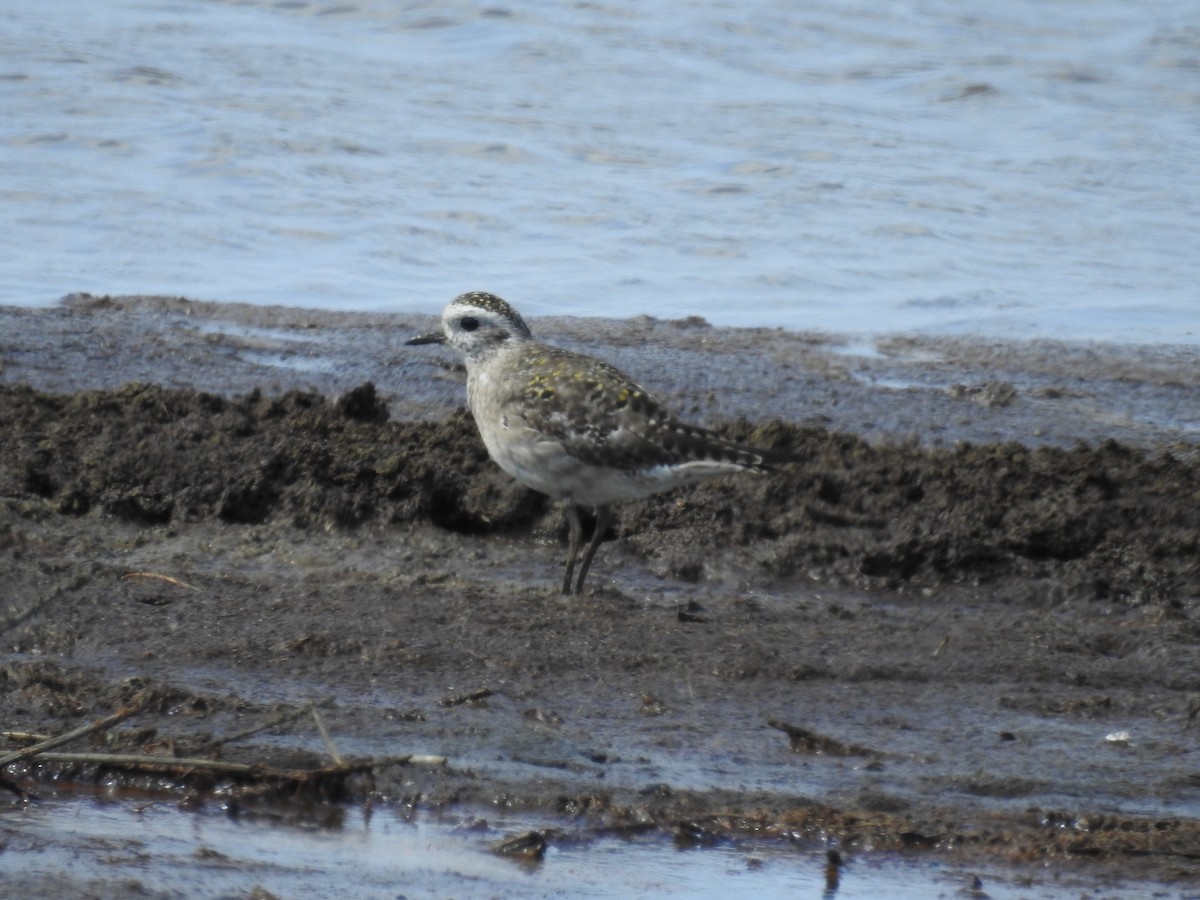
0, 794, 1164, 899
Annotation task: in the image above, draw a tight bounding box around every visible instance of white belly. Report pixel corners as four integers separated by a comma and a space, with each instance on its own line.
481, 422, 746, 506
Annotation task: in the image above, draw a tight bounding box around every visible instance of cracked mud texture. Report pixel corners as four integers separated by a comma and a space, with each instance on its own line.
2, 295, 1199, 888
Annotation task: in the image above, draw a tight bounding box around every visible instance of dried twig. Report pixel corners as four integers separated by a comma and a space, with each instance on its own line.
440, 688, 493, 708
0, 731, 51, 744
2, 689, 448, 794
767, 718, 881, 758
200, 707, 310, 750
31, 752, 315, 778
22, 751, 446, 778
309, 705, 343, 766
0, 692, 152, 768
121, 572, 198, 590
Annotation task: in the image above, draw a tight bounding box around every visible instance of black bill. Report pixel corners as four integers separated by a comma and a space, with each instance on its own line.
405, 331, 446, 346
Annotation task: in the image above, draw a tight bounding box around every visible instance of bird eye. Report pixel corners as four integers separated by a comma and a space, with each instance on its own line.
461, 316, 480, 332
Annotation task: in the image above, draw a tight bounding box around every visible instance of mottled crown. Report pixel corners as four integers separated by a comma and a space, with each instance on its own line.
450, 291, 532, 338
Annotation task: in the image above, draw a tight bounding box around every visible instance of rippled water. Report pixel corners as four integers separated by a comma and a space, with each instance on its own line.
2, 0, 1198, 342
1, 796, 1160, 899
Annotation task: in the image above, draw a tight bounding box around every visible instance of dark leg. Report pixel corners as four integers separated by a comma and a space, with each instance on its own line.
573, 505, 611, 595
562, 501, 583, 595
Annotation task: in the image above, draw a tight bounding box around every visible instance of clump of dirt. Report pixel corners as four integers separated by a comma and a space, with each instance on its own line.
0, 382, 536, 533
627, 421, 1200, 605
2, 382, 1197, 605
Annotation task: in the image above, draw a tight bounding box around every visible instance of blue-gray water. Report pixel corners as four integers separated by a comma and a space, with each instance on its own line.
3, 0, 1198, 343
2, 796, 1166, 899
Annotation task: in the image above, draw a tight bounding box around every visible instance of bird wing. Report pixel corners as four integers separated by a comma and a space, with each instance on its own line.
502, 346, 776, 472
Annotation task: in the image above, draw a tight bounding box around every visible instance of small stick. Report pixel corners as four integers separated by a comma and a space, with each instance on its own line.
309, 705, 343, 766
30, 752, 313, 778
201, 707, 311, 750
0, 692, 151, 768
121, 572, 198, 590
23, 751, 446, 777
440, 688, 493, 708
404, 755, 448, 767
0, 731, 51, 744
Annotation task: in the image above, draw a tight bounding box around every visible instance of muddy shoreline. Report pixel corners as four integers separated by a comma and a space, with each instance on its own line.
2, 296, 1199, 894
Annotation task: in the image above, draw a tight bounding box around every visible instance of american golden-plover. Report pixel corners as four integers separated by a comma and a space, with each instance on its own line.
407, 291, 798, 594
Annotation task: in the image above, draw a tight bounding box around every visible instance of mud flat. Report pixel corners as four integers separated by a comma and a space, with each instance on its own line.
2, 295, 1199, 897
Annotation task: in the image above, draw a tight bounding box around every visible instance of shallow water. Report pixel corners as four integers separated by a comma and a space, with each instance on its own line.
0, 794, 1165, 899
3, 0, 1198, 342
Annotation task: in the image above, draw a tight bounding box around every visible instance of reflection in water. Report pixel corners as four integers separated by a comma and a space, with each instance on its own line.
0, 794, 1159, 899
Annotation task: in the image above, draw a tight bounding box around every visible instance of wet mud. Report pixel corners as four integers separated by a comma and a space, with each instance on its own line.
2, 295, 1200, 894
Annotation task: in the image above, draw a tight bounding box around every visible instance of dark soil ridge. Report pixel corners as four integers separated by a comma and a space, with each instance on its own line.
2, 380, 1198, 606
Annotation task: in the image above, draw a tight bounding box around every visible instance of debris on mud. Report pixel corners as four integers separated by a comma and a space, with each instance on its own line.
2, 380, 1197, 604
2, 298, 1199, 890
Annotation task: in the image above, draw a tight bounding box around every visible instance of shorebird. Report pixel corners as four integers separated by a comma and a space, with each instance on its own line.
406, 291, 798, 594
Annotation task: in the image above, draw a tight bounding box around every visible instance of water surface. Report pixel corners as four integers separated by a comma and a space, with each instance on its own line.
2, 0, 1197, 342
